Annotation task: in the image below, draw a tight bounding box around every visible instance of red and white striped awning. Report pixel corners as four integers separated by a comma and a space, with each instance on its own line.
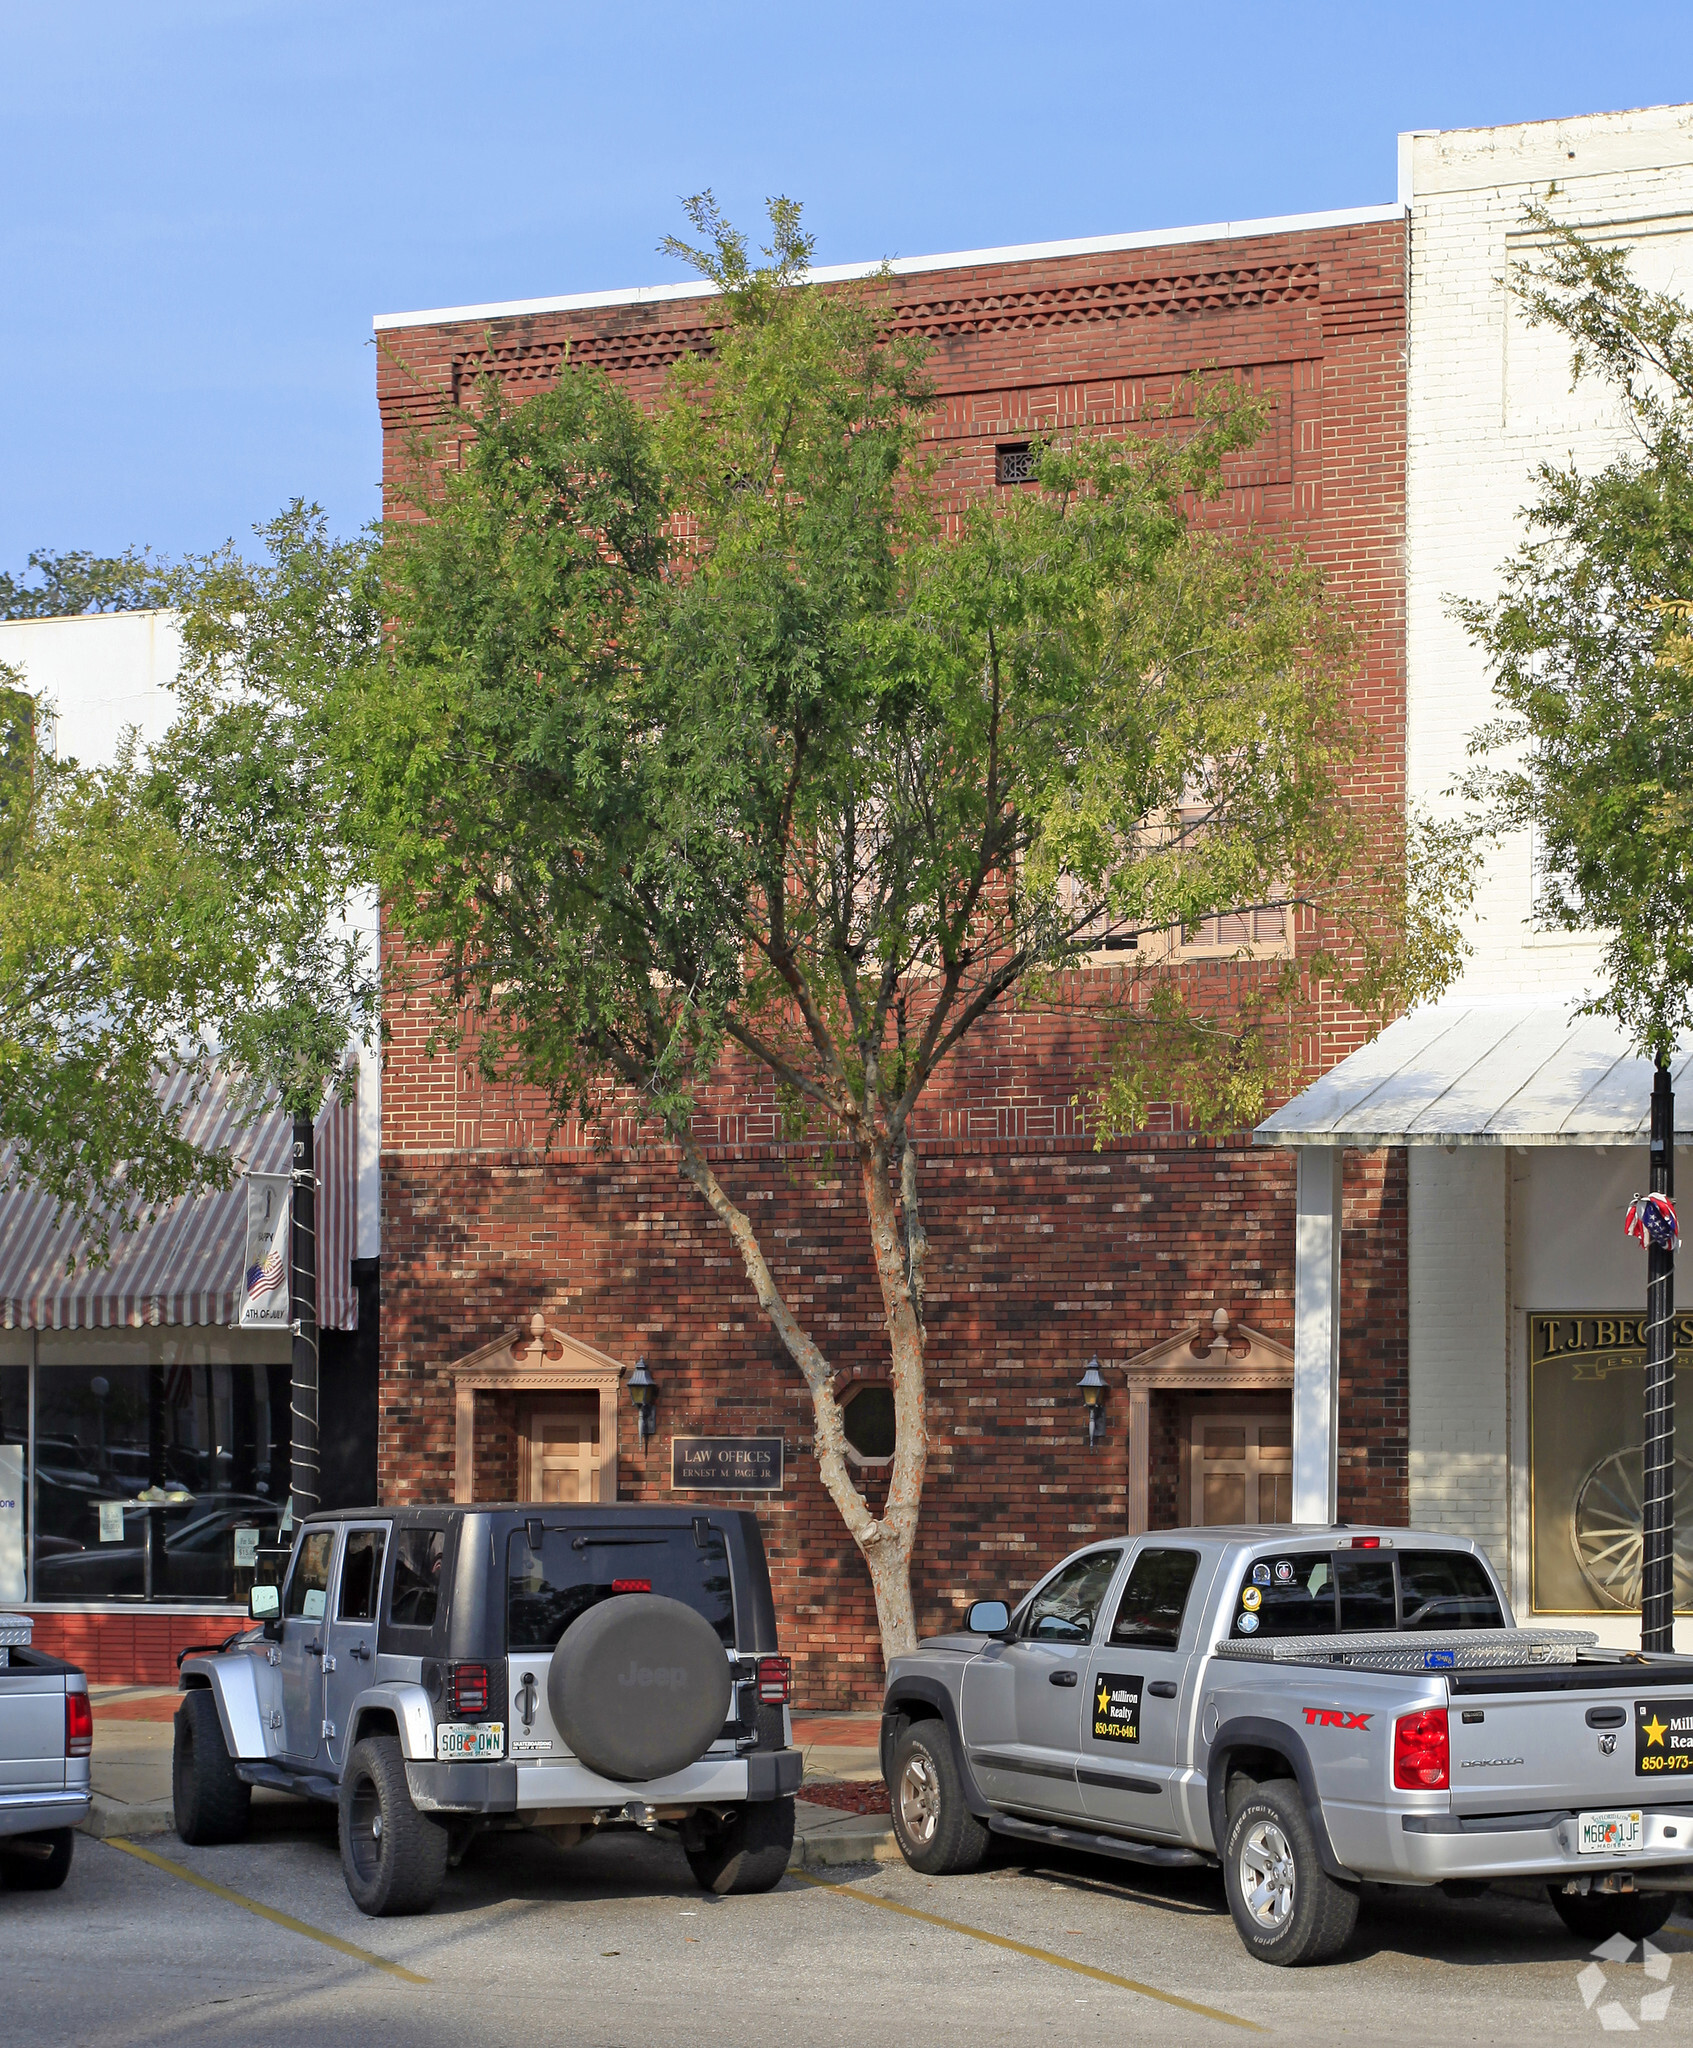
0, 1077, 357, 1332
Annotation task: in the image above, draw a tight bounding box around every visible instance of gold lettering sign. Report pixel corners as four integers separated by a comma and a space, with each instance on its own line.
1529, 1312, 1693, 1382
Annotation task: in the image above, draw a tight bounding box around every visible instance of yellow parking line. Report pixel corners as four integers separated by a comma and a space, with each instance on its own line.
792, 1871, 1260, 2029
105, 1838, 429, 1984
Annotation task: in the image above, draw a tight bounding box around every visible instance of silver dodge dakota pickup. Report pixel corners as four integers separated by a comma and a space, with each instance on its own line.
879, 1525, 1693, 1965
0, 1613, 91, 1891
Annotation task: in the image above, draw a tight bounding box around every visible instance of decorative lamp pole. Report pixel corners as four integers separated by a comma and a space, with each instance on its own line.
289, 1110, 320, 1520
1631, 1060, 1679, 1653
627, 1357, 659, 1444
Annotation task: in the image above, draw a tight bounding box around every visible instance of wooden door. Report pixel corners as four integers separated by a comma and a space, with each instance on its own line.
520, 1394, 602, 1503
1191, 1410, 1293, 1526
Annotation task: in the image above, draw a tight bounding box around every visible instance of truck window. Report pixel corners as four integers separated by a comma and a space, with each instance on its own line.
507, 1523, 736, 1651
388, 1527, 445, 1628
337, 1528, 387, 1623
284, 1530, 334, 1619
1109, 1548, 1200, 1649
1399, 1550, 1504, 1630
1336, 1554, 1396, 1631
1237, 1553, 1337, 1637
1021, 1548, 1122, 1643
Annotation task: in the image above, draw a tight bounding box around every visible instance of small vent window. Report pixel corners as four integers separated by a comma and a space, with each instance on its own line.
995, 443, 1035, 486
842, 1384, 896, 1466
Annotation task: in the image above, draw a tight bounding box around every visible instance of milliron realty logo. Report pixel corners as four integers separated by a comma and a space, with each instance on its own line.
1575, 1932, 1674, 2029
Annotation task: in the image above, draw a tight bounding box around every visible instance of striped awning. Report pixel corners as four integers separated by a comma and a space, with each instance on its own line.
0, 1076, 357, 1332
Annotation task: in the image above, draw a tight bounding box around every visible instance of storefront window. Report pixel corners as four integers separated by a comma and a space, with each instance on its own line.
0, 1337, 294, 1607
1529, 1311, 1693, 1613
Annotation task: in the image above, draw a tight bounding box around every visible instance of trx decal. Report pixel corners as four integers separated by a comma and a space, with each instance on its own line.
1303, 1708, 1373, 1730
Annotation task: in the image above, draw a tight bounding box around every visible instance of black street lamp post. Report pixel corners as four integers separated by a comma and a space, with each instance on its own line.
289, 1111, 319, 1521
1641, 1060, 1677, 1653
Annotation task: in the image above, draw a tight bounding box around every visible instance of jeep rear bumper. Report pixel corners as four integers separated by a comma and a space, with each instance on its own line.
405, 1746, 802, 1815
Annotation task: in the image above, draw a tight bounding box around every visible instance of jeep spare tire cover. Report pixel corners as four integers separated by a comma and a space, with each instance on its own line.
548, 1593, 733, 1782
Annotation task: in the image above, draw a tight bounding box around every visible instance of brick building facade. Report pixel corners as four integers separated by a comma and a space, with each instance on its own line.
372, 204, 1412, 1706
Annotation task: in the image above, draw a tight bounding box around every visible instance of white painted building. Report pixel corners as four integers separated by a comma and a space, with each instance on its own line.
1265, 104, 1693, 1647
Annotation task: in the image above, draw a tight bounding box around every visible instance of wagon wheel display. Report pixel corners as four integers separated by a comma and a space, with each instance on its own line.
1570, 1448, 1693, 1610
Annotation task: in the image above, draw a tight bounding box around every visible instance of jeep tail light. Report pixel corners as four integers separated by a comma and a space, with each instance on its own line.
756, 1656, 791, 1705
65, 1689, 93, 1758
1393, 1707, 1449, 1790
612, 1579, 651, 1593
448, 1663, 490, 1717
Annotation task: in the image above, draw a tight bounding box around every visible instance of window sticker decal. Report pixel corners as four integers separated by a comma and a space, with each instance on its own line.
1252, 1563, 1272, 1586
1237, 1611, 1260, 1634
1241, 1585, 1262, 1611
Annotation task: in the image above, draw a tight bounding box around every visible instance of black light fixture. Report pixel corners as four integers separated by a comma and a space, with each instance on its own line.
627, 1357, 659, 1443
1077, 1358, 1108, 1447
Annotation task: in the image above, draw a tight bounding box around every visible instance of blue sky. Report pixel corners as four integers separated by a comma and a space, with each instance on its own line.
6, 2, 1693, 570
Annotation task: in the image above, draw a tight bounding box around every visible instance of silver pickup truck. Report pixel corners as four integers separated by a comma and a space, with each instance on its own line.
880, 1525, 1693, 1965
0, 1613, 91, 1892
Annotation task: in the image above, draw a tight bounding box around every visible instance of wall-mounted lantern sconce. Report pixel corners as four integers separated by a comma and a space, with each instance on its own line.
627, 1357, 659, 1443
1077, 1358, 1108, 1448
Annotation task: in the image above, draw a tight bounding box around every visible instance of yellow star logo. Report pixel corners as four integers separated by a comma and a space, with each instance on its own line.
1644, 1714, 1669, 1749
1097, 1684, 1112, 1716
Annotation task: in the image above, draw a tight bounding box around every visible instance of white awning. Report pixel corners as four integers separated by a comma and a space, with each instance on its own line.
1254, 999, 1693, 1149
0, 1077, 357, 1331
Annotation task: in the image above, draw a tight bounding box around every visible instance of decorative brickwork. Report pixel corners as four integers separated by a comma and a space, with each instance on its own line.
377, 214, 1412, 1706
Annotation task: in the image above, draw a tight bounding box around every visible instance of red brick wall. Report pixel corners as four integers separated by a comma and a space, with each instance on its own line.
379, 1134, 1407, 1708
25, 1610, 234, 1686
375, 215, 1411, 1708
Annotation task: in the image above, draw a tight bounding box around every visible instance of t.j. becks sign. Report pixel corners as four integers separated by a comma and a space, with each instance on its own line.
671, 1436, 784, 1493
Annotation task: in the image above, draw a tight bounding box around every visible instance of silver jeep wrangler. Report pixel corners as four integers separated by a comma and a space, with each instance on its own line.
174, 1503, 802, 1913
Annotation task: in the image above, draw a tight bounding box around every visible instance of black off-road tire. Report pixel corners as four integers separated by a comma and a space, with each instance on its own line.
0, 1828, 74, 1890
683, 1796, 795, 1894
338, 1735, 448, 1917
173, 1688, 252, 1847
1222, 1777, 1358, 1966
888, 1721, 990, 1877
1549, 1887, 1675, 1943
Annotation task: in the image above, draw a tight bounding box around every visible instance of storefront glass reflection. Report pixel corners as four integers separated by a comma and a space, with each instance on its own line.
28, 1359, 290, 1604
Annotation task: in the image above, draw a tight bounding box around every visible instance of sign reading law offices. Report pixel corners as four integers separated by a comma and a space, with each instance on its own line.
671, 1436, 785, 1493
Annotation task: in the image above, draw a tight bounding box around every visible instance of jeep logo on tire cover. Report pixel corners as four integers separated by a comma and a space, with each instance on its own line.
619, 1660, 689, 1689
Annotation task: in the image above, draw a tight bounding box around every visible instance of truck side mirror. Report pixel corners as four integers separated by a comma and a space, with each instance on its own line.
249, 1584, 280, 1621
966, 1599, 1011, 1637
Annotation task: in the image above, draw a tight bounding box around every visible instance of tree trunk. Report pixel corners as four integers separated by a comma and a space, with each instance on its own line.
674, 1131, 928, 1671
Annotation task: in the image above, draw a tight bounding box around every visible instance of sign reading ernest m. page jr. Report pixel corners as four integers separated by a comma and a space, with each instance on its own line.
671, 1437, 785, 1493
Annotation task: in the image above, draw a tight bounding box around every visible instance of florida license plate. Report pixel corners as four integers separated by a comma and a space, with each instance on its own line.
1578, 1809, 1643, 1855
436, 1722, 504, 1762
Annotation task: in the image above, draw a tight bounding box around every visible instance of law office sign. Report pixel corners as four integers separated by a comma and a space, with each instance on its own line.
671, 1436, 785, 1493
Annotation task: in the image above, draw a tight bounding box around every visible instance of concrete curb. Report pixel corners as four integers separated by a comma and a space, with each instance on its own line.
790, 1804, 899, 1869
80, 1795, 177, 1841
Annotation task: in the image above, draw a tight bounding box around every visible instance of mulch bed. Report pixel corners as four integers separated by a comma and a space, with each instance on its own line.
798, 1781, 891, 1815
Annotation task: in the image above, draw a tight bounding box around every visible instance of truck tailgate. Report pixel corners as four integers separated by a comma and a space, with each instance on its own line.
1447, 1664, 1693, 1817
0, 1671, 66, 1794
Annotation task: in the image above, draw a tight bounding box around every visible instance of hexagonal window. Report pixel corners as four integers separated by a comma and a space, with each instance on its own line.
842, 1383, 896, 1467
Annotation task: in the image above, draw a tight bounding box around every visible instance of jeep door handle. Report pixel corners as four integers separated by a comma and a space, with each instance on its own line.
1049, 1670, 1079, 1687
1148, 1681, 1178, 1699
304, 1641, 323, 1658
348, 1643, 370, 1662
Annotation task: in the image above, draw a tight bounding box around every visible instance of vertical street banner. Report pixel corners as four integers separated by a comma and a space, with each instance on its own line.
239, 1174, 291, 1329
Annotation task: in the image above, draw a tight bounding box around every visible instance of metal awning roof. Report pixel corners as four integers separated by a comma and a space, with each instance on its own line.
1253, 999, 1693, 1149
0, 1077, 358, 1332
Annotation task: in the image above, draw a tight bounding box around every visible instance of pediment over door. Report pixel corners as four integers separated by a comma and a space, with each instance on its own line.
1120, 1312, 1292, 1533
447, 1313, 627, 1503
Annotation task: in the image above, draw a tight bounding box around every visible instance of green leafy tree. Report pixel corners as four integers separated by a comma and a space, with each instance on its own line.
0, 548, 158, 619
0, 663, 239, 1252
348, 196, 1395, 1659
1458, 202, 1693, 1057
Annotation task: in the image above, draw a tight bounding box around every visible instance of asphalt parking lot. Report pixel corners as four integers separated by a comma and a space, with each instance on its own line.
6, 1805, 1693, 2047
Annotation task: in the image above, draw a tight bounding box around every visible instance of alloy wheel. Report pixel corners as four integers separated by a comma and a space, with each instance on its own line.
1238, 1818, 1296, 1929
898, 1751, 940, 1846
